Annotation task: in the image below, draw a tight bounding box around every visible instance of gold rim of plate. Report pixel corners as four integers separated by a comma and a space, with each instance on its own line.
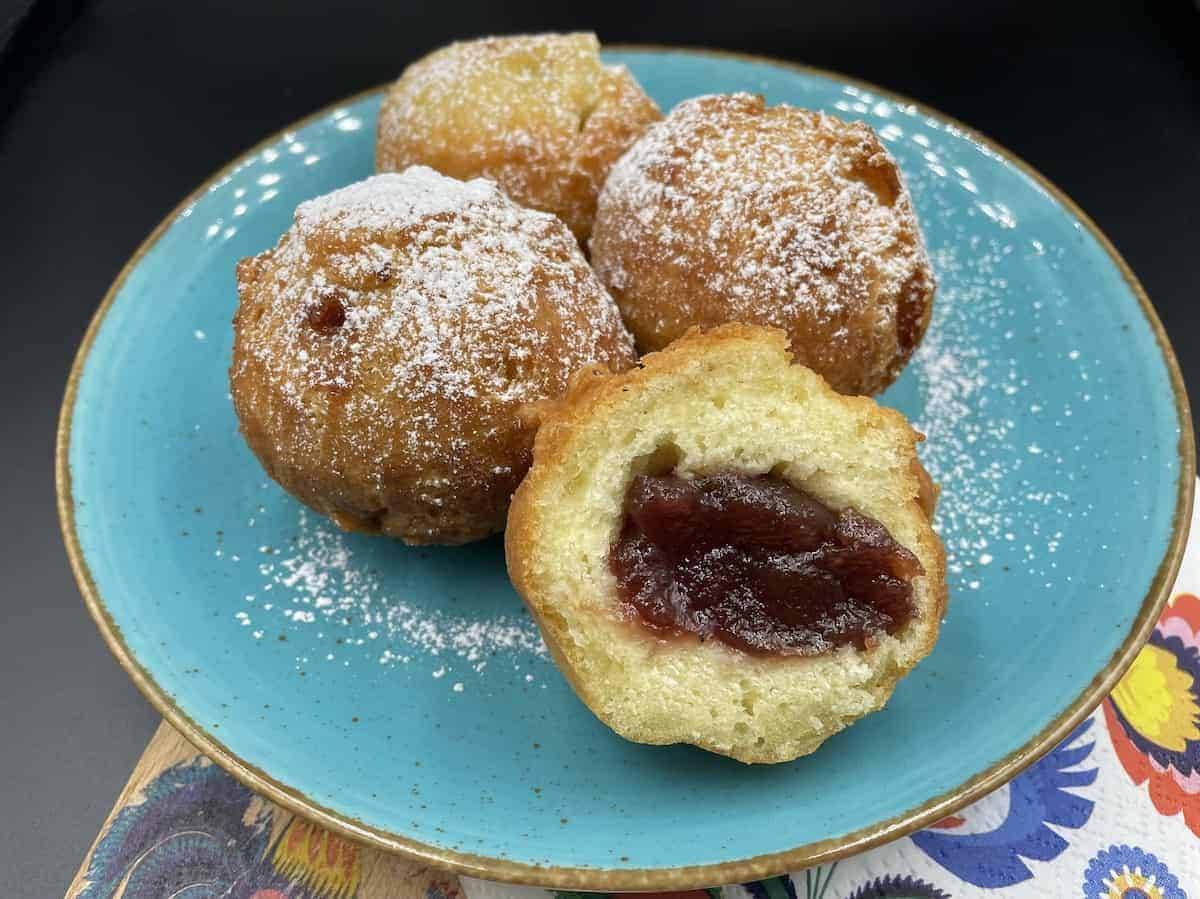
55, 45, 1196, 890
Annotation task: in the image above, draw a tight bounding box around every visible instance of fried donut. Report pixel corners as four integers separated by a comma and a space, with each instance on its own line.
376, 32, 662, 242
505, 325, 945, 762
590, 93, 936, 395
231, 167, 636, 545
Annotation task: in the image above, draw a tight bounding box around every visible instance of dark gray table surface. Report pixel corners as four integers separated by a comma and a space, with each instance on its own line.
1, 0, 1197, 894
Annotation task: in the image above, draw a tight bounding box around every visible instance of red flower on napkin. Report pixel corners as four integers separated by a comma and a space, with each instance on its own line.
1103, 592, 1200, 837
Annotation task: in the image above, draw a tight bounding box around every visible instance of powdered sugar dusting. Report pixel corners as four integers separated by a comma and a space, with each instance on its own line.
234, 508, 547, 685
591, 92, 934, 392
231, 167, 634, 538
895, 119, 1090, 600
376, 32, 661, 239
236, 167, 632, 421
238, 167, 631, 417
293, 165, 499, 235
909, 240, 1010, 584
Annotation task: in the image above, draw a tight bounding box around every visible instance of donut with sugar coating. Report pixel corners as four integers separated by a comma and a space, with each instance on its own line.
231, 166, 636, 545
591, 93, 936, 396
376, 32, 662, 242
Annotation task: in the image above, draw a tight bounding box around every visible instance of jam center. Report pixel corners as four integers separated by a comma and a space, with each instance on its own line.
608, 472, 922, 655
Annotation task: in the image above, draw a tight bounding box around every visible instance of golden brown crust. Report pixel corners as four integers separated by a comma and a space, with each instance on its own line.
231, 168, 636, 545
506, 324, 947, 762
912, 455, 940, 521
376, 33, 662, 241
590, 93, 936, 395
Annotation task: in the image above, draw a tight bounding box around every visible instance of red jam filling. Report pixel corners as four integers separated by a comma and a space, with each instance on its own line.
608, 472, 922, 655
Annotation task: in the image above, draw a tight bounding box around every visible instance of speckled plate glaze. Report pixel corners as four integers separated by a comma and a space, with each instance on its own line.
59, 48, 1193, 888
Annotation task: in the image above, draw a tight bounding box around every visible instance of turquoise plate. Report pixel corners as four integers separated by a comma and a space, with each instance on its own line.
59, 48, 1193, 889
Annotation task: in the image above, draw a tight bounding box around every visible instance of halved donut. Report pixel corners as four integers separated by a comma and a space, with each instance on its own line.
505, 325, 946, 762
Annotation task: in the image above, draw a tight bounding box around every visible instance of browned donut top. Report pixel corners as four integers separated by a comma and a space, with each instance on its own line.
233, 167, 635, 478
591, 92, 935, 394
376, 33, 661, 240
